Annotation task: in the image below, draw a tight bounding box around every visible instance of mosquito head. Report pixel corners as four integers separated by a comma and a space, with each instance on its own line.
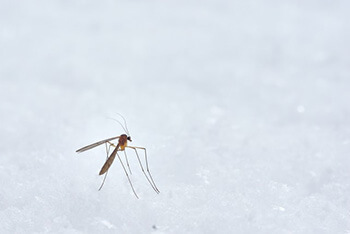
127, 136, 132, 142
120, 134, 132, 142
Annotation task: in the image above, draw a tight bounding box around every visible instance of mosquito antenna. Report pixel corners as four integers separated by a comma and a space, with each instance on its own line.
115, 113, 130, 136
106, 117, 128, 134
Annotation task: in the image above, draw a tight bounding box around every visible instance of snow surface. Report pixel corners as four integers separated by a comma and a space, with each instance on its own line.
1, 0, 350, 233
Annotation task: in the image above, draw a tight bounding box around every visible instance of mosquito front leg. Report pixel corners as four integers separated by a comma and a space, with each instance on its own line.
126, 146, 160, 193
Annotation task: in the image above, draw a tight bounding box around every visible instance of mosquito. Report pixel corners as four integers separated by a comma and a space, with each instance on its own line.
76, 115, 160, 198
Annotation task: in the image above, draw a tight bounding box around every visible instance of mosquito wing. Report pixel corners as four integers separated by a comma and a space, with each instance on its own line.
99, 145, 119, 175
76, 136, 120, 153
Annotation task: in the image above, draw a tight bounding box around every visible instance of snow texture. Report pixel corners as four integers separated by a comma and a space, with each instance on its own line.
1, 0, 350, 233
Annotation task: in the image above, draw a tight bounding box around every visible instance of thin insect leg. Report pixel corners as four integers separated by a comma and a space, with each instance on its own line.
116, 152, 139, 199
108, 142, 117, 148
98, 143, 112, 191
124, 150, 132, 175
105, 142, 113, 158
127, 146, 160, 193
141, 148, 160, 193
129, 147, 159, 193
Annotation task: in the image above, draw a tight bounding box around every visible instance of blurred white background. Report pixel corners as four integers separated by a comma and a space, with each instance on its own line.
1, 0, 349, 233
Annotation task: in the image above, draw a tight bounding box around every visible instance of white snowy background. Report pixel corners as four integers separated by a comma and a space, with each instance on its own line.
1, 0, 350, 233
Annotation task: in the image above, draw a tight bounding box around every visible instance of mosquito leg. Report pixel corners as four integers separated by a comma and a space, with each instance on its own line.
108, 142, 117, 148
142, 148, 160, 193
99, 143, 112, 191
124, 150, 132, 175
129, 147, 159, 193
127, 146, 160, 193
98, 171, 108, 191
116, 152, 139, 199
105, 142, 112, 158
